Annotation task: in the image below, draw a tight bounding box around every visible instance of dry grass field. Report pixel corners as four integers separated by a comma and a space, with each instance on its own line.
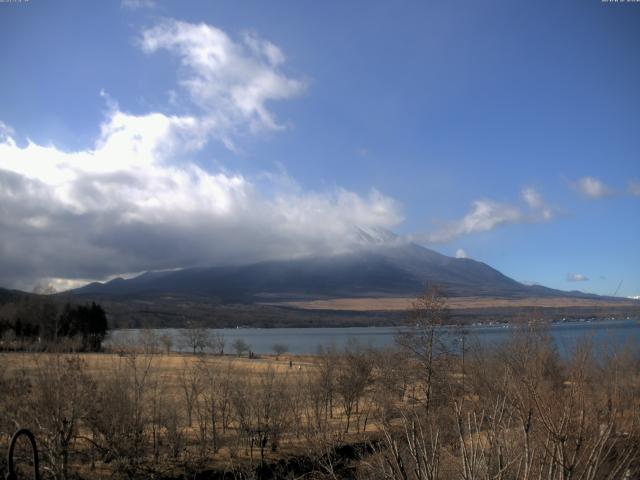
276, 295, 639, 311
1, 351, 314, 377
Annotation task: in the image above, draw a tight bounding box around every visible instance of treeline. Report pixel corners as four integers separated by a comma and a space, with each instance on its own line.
0, 296, 108, 351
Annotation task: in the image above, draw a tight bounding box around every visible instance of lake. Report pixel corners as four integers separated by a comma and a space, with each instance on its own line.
107, 318, 640, 357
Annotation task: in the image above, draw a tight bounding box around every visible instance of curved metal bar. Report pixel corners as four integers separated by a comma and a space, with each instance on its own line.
5, 429, 40, 480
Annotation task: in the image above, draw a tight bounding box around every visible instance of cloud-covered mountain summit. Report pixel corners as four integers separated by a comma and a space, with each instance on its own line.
0, 18, 401, 291
72, 240, 592, 302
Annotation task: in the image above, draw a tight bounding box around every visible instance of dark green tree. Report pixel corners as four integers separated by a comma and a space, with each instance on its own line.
58, 302, 108, 351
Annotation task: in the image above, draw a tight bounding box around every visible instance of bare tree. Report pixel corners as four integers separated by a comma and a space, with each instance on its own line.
316, 343, 338, 424
179, 359, 202, 427
140, 328, 159, 355
230, 367, 291, 465
335, 341, 373, 433
86, 352, 156, 478
371, 347, 410, 424
373, 409, 442, 480
232, 338, 250, 357
272, 343, 288, 360
158, 333, 173, 355
210, 331, 225, 355
25, 355, 94, 480
397, 284, 450, 413
180, 321, 211, 355
199, 360, 223, 452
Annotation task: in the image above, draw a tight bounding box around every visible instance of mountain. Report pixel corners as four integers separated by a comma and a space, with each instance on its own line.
0, 287, 32, 304
71, 242, 600, 302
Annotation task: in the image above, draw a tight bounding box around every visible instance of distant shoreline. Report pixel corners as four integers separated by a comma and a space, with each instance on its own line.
270, 295, 640, 312
82, 294, 640, 330
109, 316, 639, 331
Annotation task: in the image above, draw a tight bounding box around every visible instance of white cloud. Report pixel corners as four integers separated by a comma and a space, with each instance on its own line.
522, 186, 543, 209
455, 248, 467, 259
628, 180, 640, 197
0, 121, 14, 141
121, 0, 156, 9
522, 186, 554, 220
567, 273, 589, 282
426, 200, 522, 243
0, 110, 204, 190
139, 19, 306, 148
575, 176, 613, 199
0, 110, 402, 290
241, 31, 286, 66
423, 187, 556, 244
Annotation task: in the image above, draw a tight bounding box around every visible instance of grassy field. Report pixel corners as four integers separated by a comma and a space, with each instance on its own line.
1, 350, 315, 376
275, 295, 640, 311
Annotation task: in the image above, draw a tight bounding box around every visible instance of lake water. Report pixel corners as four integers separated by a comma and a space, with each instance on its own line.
107, 319, 640, 357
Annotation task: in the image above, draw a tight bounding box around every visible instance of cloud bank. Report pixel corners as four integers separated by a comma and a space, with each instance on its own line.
0, 20, 400, 290
0, 111, 401, 290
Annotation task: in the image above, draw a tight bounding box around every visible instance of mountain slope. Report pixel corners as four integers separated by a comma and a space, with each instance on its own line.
71, 242, 599, 301
0, 287, 32, 305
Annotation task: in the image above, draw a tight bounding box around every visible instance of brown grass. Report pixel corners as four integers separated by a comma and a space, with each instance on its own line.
273, 296, 638, 311
1, 351, 316, 379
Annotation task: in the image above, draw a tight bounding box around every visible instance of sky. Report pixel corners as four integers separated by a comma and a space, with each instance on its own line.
0, 0, 638, 296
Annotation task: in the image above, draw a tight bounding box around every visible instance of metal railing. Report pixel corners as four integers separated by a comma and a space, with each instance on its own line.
5, 429, 39, 480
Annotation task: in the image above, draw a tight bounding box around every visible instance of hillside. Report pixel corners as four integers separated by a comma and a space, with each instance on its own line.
72, 242, 600, 302
0, 287, 31, 305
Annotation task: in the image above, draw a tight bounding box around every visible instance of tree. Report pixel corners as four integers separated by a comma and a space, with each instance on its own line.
179, 360, 202, 427
315, 343, 338, 424
233, 338, 250, 357
272, 343, 288, 360
180, 321, 211, 354
26, 355, 94, 480
335, 341, 373, 432
58, 302, 108, 351
396, 284, 449, 413
140, 328, 160, 354
86, 351, 156, 478
230, 367, 291, 464
1, 296, 59, 343
159, 333, 173, 354
211, 331, 225, 355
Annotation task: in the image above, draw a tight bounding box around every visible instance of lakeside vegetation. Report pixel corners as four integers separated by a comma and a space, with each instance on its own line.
0, 288, 638, 479
0, 295, 108, 352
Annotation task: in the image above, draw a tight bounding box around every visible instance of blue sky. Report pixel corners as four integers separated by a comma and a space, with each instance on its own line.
0, 0, 638, 296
